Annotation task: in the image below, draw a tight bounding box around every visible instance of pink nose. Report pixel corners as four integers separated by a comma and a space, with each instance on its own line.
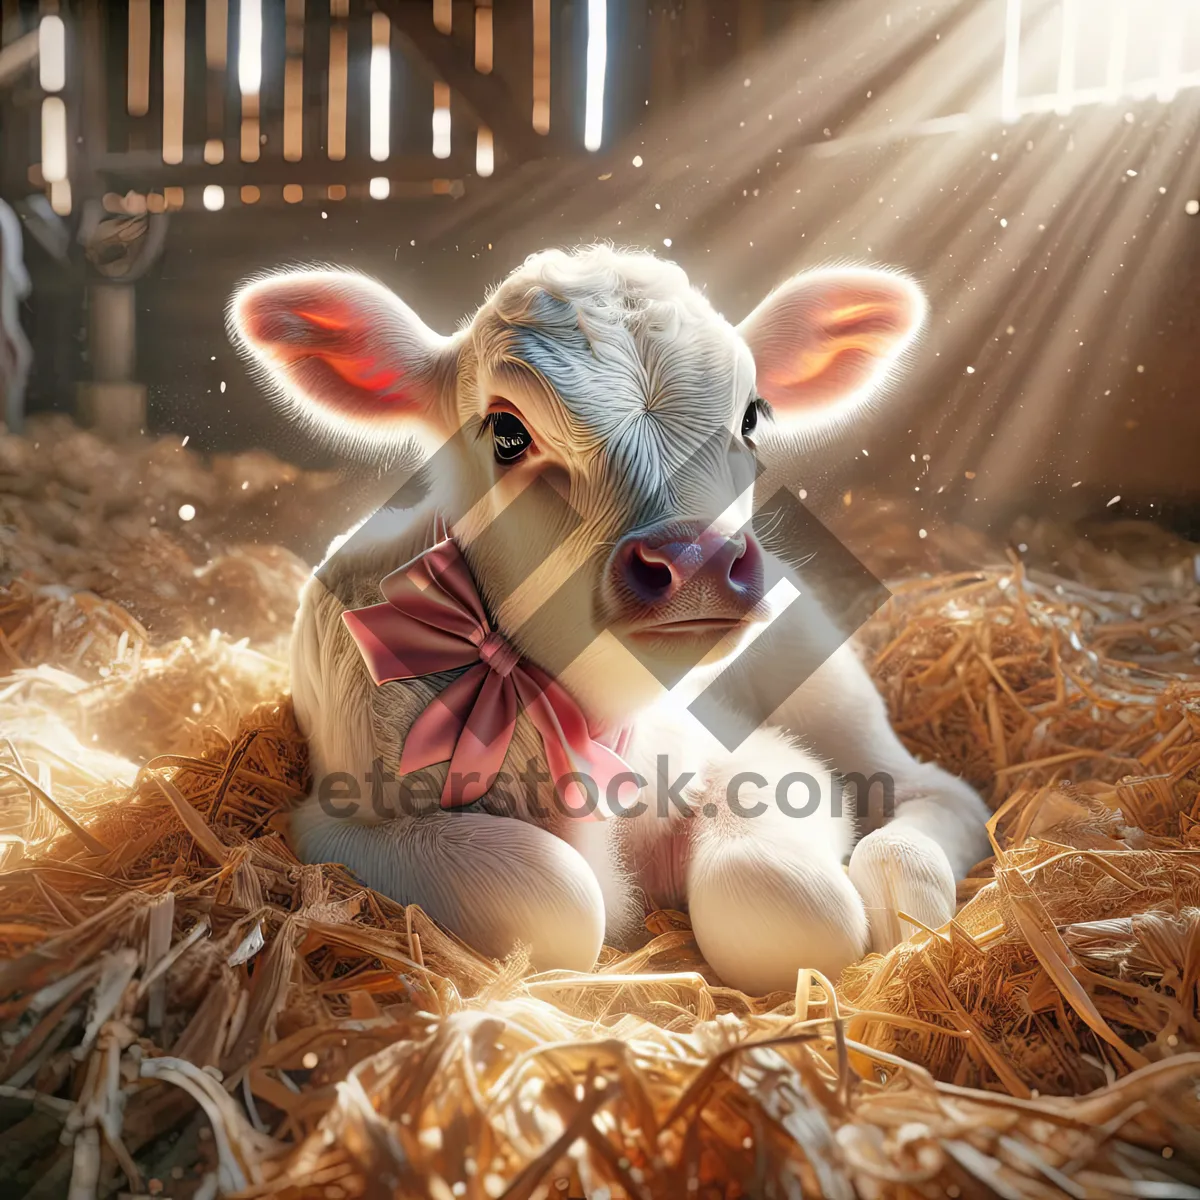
611, 521, 764, 611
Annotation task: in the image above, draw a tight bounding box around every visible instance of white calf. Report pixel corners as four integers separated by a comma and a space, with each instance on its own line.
230, 245, 990, 993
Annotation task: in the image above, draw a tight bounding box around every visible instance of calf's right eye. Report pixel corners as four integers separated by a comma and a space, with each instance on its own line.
489, 411, 533, 464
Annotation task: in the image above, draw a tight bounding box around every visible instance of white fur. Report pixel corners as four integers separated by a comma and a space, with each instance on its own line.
232, 245, 990, 994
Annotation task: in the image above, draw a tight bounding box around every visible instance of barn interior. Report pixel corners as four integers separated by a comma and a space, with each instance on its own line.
2, 1, 1200, 1197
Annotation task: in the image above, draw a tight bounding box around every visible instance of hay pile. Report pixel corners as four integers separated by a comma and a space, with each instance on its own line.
0, 414, 344, 650
2, 420, 1200, 1199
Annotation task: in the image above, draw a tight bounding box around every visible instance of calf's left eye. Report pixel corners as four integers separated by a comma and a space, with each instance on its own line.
741, 401, 759, 440
490, 411, 533, 463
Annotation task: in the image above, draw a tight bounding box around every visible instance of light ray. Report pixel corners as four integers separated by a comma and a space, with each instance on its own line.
1000, 0, 1021, 123
238, 0, 262, 96
1106, 0, 1129, 101
370, 13, 391, 162
1055, 0, 1078, 115
38, 15, 65, 94
433, 81, 451, 159
1157, 0, 1184, 103
584, 0, 608, 151
40, 96, 67, 183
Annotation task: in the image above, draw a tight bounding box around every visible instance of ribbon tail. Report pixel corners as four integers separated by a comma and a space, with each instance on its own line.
516, 666, 632, 820
441, 672, 518, 808
399, 664, 487, 776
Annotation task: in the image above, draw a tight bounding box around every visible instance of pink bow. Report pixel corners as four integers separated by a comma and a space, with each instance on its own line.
342, 538, 632, 816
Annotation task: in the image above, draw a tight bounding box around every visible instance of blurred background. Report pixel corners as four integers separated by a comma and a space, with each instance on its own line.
2, 0, 1200, 545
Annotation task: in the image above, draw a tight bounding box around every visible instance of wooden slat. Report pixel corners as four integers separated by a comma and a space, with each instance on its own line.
327, 5, 347, 161
284, 0, 304, 162
474, 1, 492, 75
162, 0, 186, 165
532, 0, 550, 134
76, 1, 107, 199
127, 0, 151, 117
375, 0, 549, 160
239, 0, 261, 163
205, 0, 227, 164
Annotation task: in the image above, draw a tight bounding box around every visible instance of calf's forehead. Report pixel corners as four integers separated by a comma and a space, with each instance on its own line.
466, 274, 756, 448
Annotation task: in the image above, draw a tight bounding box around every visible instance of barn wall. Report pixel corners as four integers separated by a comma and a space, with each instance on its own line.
4, 0, 1199, 534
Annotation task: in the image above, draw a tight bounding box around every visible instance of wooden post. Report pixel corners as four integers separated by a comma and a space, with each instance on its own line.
77, 283, 146, 440
77, 2, 146, 440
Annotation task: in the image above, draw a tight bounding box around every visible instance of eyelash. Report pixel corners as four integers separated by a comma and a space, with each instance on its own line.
743, 396, 772, 440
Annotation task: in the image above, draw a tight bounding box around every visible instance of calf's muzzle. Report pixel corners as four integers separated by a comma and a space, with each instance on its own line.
607, 520, 765, 633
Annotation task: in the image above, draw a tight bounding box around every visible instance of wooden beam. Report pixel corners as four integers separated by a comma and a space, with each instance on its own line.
89, 149, 475, 190
373, 0, 549, 161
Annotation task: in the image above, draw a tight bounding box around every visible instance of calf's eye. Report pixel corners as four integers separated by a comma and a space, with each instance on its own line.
490, 411, 533, 464
741, 400, 759, 440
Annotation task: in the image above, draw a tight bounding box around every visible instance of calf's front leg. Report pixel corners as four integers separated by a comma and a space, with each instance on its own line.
683, 728, 868, 994
773, 640, 992, 952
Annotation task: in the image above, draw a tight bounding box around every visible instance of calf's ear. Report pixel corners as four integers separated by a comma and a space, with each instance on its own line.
737, 268, 926, 436
228, 269, 458, 448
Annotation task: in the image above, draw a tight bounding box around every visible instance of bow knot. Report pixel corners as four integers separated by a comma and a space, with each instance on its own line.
341, 537, 631, 816
477, 630, 520, 678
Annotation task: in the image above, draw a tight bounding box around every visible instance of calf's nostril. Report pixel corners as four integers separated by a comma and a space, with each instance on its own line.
728, 535, 762, 591
627, 546, 675, 600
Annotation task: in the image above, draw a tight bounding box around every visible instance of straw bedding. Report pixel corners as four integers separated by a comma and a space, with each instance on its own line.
1, 419, 1199, 1199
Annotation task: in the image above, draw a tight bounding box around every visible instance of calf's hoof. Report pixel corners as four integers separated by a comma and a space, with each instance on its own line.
688, 837, 869, 995
848, 826, 956, 954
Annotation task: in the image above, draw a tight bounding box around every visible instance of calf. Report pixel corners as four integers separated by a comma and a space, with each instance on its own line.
229, 245, 989, 995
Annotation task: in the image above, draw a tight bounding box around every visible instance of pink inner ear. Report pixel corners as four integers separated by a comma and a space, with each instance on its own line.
825, 299, 916, 343
320, 354, 406, 397
740, 270, 926, 425
231, 273, 443, 430
293, 308, 349, 331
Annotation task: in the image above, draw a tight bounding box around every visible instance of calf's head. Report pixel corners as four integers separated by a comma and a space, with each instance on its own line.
230, 246, 923, 726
